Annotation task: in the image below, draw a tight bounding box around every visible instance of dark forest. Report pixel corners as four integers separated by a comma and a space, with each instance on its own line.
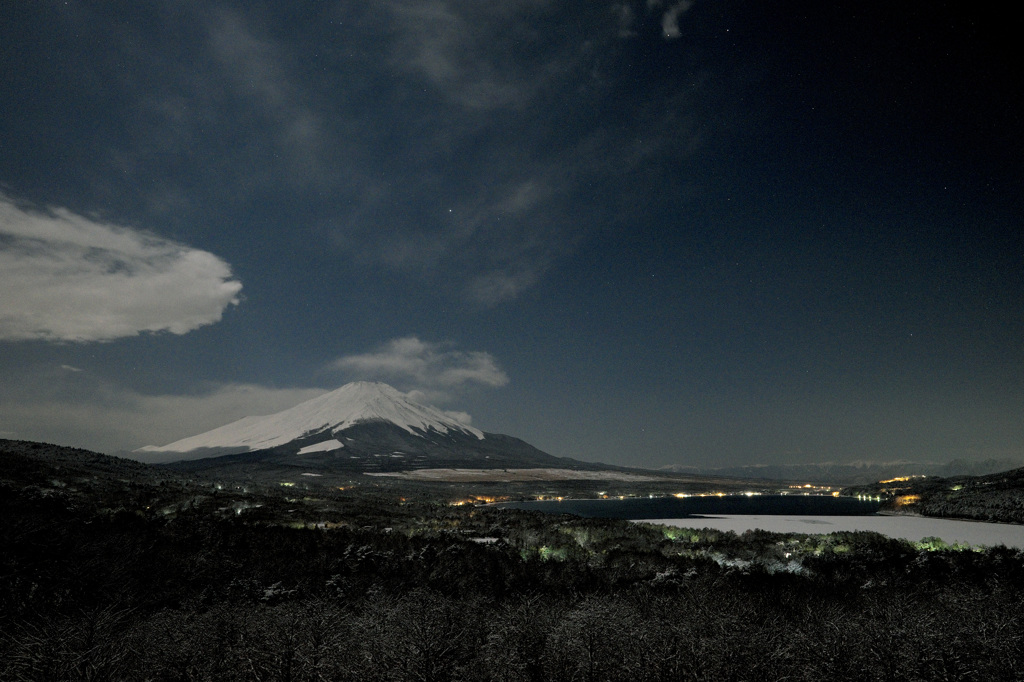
3, 441, 1023, 681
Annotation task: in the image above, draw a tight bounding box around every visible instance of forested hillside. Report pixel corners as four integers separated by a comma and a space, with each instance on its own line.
847, 467, 1024, 524
3, 440, 1024, 680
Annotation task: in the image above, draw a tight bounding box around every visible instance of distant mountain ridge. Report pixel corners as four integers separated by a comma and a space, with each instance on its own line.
661, 458, 1024, 486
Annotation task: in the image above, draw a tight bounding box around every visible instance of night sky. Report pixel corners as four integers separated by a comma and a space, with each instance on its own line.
1, 1, 1021, 469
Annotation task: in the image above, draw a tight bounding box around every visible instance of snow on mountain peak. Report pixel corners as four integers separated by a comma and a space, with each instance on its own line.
138, 381, 484, 454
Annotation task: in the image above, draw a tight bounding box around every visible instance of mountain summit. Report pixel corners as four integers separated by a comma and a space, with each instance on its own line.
132, 381, 589, 474
136, 382, 484, 462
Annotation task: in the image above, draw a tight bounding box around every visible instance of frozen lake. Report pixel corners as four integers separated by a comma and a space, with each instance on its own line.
636, 514, 1024, 549
497, 496, 1024, 549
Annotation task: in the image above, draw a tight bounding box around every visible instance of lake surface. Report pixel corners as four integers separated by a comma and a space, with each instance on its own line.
497, 496, 1024, 548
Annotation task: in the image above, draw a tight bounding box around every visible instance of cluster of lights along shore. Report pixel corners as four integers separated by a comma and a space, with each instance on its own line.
676, 485, 842, 498
445, 486, 859, 507
267, 480, 886, 507
860, 475, 929, 503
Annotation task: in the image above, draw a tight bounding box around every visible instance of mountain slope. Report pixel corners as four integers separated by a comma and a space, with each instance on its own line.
166, 421, 595, 477
136, 382, 484, 462
133, 381, 601, 473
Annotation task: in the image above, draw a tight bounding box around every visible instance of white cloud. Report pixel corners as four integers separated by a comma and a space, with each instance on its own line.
0, 195, 242, 342
331, 336, 509, 399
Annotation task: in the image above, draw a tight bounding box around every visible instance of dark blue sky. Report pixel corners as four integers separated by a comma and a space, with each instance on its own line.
1, 1, 1021, 469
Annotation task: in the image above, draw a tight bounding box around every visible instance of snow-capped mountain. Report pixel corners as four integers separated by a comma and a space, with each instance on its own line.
135, 382, 483, 462
133, 381, 583, 472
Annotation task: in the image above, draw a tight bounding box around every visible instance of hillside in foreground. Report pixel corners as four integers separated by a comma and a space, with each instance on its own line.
3, 439, 1024, 680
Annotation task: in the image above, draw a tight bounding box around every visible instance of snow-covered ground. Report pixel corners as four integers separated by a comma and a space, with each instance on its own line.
297, 439, 344, 455
367, 468, 666, 482
637, 514, 1024, 549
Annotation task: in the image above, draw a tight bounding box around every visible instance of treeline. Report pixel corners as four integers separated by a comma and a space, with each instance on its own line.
6, 581, 1021, 681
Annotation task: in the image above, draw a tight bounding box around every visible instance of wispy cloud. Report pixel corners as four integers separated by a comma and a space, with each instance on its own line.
202, 8, 329, 179
335, 1, 707, 303
467, 268, 542, 306
356, 175, 572, 305
648, 0, 694, 39
102, 4, 339, 218
330, 336, 509, 402
0, 194, 241, 342
612, 2, 638, 38
381, 0, 567, 110
91, 1, 707, 307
